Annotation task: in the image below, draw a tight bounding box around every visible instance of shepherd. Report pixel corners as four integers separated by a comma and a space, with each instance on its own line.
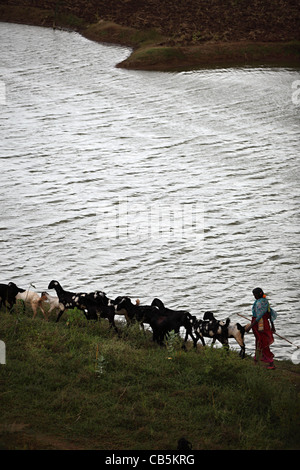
245, 287, 277, 369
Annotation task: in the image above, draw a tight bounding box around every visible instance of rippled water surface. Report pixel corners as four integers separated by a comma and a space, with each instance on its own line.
1, 22, 299, 360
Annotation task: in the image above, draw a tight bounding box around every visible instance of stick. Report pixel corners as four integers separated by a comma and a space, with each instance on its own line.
25, 282, 36, 302
237, 313, 251, 322
272, 331, 300, 348
237, 313, 300, 349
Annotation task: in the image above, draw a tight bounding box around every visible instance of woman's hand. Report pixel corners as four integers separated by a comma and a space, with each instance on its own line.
245, 322, 255, 333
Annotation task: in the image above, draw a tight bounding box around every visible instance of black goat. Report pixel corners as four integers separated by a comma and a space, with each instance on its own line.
73, 291, 119, 332
48, 280, 79, 322
48, 280, 118, 332
115, 296, 159, 328
115, 296, 164, 344
47, 280, 97, 321
151, 298, 198, 347
112, 296, 139, 324
116, 297, 196, 347
148, 312, 191, 346
0, 283, 20, 311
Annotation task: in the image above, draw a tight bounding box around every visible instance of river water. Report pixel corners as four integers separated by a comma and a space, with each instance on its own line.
1, 22, 299, 361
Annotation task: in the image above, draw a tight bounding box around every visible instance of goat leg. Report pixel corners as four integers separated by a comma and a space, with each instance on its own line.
56, 309, 65, 322
38, 300, 48, 321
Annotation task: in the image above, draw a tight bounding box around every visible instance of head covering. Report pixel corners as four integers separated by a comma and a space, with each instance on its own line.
252, 287, 264, 299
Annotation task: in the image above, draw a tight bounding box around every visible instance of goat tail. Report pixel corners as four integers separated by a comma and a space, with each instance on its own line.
237, 323, 246, 337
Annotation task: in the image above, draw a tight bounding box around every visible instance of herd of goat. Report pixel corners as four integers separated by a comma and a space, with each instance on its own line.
0, 280, 246, 357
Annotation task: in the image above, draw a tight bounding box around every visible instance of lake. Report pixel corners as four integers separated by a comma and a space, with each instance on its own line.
1, 22, 299, 361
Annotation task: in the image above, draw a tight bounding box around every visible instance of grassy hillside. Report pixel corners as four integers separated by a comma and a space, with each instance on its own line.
0, 304, 299, 450
0, 1, 299, 69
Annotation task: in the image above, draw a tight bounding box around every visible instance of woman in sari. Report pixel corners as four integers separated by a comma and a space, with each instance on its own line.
246, 287, 277, 369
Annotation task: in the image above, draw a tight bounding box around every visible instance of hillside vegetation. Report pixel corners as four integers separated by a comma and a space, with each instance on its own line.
0, 0, 299, 69
0, 304, 300, 450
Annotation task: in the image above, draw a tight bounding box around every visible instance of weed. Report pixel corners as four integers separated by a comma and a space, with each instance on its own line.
65, 308, 87, 327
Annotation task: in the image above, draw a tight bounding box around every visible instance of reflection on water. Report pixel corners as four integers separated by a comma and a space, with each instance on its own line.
0, 22, 299, 360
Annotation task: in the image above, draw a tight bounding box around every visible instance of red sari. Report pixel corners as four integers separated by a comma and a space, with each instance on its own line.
252, 312, 274, 364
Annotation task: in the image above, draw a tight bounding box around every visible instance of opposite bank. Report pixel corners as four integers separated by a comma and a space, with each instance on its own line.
0, 3, 299, 70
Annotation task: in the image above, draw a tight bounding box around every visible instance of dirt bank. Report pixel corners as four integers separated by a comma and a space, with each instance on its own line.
0, 1, 299, 70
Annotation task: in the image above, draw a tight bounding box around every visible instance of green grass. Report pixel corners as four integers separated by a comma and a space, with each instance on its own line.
84, 21, 165, 48
127, 46, 186, 65
0, 304, 300, 450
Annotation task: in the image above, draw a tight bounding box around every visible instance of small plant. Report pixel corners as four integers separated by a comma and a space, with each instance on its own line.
165, 330, 182, 359
95, 354, 107, 376
95, 344, 107, 376
65, 308, 86, 327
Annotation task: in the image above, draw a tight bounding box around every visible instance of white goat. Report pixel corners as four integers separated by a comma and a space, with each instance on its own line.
40, 291, 64, 317
225, 322, 246, 358
15, 290, 47, 320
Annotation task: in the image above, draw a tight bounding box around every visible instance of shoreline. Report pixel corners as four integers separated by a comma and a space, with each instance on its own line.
0, 5, 299, 71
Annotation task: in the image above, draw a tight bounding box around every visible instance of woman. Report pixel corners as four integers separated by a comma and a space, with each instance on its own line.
246, 287, 277, 369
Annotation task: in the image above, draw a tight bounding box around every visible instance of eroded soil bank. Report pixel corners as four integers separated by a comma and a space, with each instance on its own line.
0, 1, 299, 70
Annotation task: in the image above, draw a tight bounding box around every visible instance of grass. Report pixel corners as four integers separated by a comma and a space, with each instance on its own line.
84, 21, 165, 48
0, 303, 300, 450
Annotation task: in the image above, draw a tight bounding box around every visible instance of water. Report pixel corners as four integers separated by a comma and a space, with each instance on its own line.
1, 22, 299, 361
